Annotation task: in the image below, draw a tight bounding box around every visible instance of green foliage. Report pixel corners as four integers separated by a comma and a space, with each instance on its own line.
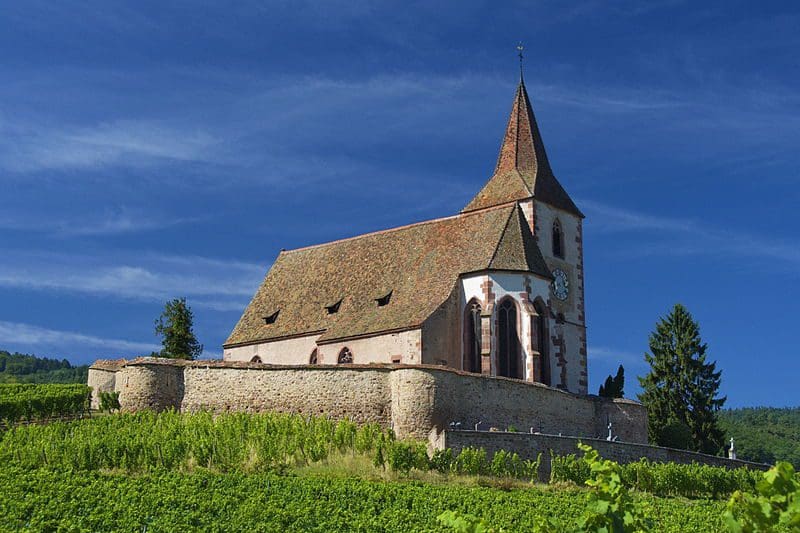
724, 461, 800, 532
576, 443, 652, 532
454, 447, 489, 476
0, 467, 727, 532
638, 304, 726, 454
658, 419, 693, 450
385, 441, 428, 474
98, 391, 121, 413
0, 383, 90, 424
0, 350, 88, 384
550, 448, 762, 499
438, 510, 499, 532
154, 297, 203, 360
599, 365, 625, 399
719, 407, 800, 469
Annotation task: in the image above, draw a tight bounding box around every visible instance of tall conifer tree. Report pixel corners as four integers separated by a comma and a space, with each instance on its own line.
154, 297, 203, 360
638, 304, 726, 454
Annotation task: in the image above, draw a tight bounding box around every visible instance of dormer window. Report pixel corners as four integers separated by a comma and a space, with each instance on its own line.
263, 310, 279, 324
376, 291, 392, 307
325, 299, 342, 315
552, 220, 564, 258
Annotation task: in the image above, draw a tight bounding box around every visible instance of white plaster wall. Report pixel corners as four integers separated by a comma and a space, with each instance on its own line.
528, 199, 588, 394
224, 329, 422, 366
223, 333, 320, 364
461, 272, 552, 382
319, 329, 422, 365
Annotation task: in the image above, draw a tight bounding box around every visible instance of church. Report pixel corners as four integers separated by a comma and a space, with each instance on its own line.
223, 74, 589, 395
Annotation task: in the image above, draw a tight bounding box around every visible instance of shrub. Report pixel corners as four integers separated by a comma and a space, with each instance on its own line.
99, 391, 121, 413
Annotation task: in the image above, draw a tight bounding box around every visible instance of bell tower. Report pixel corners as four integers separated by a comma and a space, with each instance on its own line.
462, 72, 588, 394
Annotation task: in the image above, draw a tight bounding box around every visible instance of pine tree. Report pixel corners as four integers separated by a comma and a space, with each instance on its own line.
599, 365, 625, 398
638, 304, 726, 454
154, 297, 203, 360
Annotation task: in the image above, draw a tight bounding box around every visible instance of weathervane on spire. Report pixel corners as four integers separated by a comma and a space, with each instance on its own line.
517, 42, 525, 78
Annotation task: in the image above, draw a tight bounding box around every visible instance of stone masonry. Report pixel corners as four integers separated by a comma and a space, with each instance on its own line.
89, 358, 647, 442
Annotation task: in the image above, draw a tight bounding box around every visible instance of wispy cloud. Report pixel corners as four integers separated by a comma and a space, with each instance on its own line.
0, 320, 160, 354
0, 250, 265, 311
0, 208, 199, 237
581, 199, 800, 267
0, 119, 219, 172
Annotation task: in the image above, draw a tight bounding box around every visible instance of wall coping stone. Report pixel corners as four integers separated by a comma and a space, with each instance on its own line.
89, 359, 128, 371
445, 429, 770, 470
111, 357, 641, 406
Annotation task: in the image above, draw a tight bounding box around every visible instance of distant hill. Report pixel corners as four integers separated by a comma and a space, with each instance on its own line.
718, 407, 800, 468
0, 350, 88, 384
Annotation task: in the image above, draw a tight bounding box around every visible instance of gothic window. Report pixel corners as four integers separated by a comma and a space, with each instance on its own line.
337, 347, 353, 364
534, 300, 551, 386
309, 349, 318, 364
250, 355, 262, 363
552, 220, 564, 258
463, 299, 482, 373
497, 298, 522, 379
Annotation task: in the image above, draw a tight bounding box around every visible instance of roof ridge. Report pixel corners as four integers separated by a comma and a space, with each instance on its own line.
283, 202, 517, 254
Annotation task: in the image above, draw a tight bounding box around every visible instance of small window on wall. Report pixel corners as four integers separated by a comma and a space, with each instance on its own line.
250, 355, 262, 363
338, 347, 353, 364
552, 220, 564, 258
309, 349, 318, 365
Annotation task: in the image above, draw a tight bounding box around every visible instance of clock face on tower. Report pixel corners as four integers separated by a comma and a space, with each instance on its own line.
552, 268, 569, 301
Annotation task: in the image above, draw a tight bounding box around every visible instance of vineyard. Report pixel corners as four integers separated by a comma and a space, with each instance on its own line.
0, 409, 797, 531
0, 383, 90, 425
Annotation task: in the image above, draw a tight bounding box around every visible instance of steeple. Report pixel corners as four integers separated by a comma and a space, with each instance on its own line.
463, 76, 583, 217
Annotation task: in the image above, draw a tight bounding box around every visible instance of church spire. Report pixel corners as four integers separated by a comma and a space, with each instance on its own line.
463, 72, 583, 217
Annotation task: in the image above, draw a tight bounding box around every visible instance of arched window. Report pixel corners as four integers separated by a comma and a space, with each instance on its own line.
497, 298, 522, 379
250, 355, 262, 363
309, 348, 318, 365
463, 299, 482, 373
533, 300, 551, 386
337, 347, 353, 364
552, 220, 564, 258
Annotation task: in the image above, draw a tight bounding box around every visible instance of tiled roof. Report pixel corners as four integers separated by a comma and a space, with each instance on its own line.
89, 359, 128, 371
225, 203, 552, 347
463, 78, 583, 217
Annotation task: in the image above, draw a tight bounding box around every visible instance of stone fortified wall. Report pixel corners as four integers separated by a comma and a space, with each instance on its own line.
88, 358, 648, 442
441, 430, 769, 481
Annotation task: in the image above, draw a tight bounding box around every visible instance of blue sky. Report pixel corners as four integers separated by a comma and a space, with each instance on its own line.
0, 1, 797, 407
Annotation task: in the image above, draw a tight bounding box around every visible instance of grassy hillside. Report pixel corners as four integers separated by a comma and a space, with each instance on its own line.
718, 407, 800, 468
0, 350, 88, 384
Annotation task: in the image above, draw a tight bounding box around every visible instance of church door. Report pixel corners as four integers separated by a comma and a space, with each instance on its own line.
497, 299, 522, 379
